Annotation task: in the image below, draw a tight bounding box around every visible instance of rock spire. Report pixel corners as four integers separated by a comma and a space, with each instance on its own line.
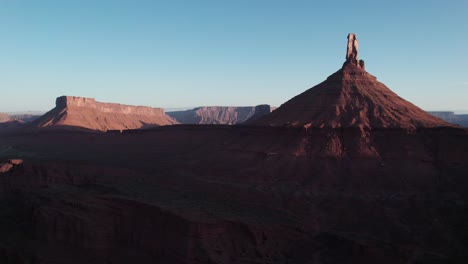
345, 33, 365, 69
252, 33, 454, 129
346, 33, 359, 64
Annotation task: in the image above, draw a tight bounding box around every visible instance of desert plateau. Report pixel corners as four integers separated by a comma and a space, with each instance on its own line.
1, 2, 467, 263
0, 33, 467, 263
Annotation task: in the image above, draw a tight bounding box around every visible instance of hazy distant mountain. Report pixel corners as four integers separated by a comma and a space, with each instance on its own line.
0, 113, 9, 123
9, 114, 42, 123
427, 111, 468, 127
167, 105, 272, 125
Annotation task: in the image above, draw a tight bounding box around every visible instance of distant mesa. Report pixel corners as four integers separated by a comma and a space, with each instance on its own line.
428, 111, 468, 127
0, 112, 42, 124
10, 113, 42, 123
0, 113, 10, 123
167, 105, 272, 125
0, 113, 21, 131
33, 96, 178, 131
253, 33, 454, 130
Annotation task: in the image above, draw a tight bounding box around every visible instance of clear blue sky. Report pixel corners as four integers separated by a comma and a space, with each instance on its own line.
0, 0, 467, 112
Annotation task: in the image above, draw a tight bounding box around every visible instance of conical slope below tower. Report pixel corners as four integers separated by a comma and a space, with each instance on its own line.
254, 33, 454, 130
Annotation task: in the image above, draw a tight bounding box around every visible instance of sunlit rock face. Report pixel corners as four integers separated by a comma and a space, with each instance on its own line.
33, 96, 178, 131
253, 34, 453, 130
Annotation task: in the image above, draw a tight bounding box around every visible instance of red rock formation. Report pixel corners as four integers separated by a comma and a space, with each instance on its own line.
254, 34, 454, 130
0, 125, 466, 263
345, 33, 359, 66
33, 96, 178, 131
0, 34, 466, 264
167, 105, 271, 125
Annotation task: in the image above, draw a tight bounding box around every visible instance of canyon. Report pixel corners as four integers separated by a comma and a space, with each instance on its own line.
0, 34, 467, 264
0, 125, 466, 263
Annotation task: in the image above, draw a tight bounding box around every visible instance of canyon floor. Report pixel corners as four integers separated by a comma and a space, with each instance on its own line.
0, 125, 467, 264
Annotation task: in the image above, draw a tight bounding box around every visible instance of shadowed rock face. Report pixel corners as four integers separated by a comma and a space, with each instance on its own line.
167, 105, 271, 125
0, 33, 466, 264
0, 126, 467, 263
243, 104, 272, 124
32, 96, 178, 131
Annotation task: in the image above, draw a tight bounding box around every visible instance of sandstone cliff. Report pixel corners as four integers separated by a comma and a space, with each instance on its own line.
33, 96, 178, 131
167, 105, 271, 125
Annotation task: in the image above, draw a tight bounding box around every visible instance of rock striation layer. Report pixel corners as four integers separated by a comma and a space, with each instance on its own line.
33, 96, 178, 131
254, 34, 453, 130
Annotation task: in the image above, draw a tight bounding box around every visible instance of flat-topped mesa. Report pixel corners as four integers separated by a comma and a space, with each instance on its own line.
56, 96, 166, 116
33, 96, 178, 131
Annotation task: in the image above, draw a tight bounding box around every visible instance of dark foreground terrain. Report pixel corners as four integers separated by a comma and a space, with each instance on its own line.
0, 125, 467, 264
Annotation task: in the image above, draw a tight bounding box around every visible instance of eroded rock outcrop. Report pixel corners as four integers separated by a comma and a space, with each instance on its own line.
345, 33, 359, 66
254, 33, 454, 130
167, 105, 272, 125
33, 96, 178, 131
0, 33, 466, 264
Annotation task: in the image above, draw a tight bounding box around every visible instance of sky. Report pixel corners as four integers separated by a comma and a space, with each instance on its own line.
0, 0, 467, 112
